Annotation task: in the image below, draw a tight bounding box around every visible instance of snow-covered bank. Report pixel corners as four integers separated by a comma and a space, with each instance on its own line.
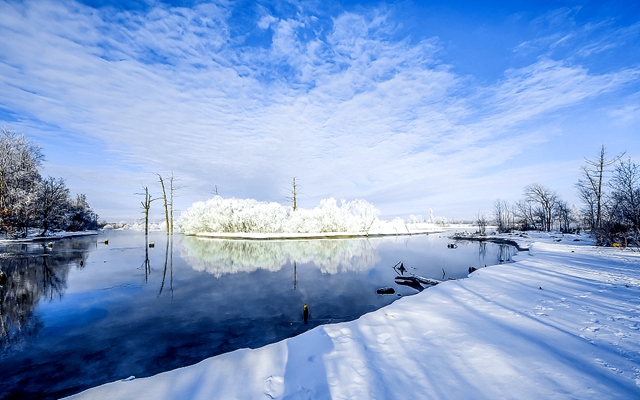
68, 236, 640, 399
0, 230, 98, 244
191, 226, 445, 240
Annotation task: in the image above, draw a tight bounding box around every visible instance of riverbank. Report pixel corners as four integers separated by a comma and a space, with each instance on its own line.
0, 230, 98, 244
69, 232, 640, 399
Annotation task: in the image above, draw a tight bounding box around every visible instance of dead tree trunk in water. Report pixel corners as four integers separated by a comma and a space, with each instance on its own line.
158, 174, 170, 235
138, 186, 156, 236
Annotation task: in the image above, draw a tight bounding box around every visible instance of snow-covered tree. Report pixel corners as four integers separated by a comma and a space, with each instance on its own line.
176, 196, 387, 235
0, 127, 95, 237
36, 177, 71, 235
66, 194, 97, 231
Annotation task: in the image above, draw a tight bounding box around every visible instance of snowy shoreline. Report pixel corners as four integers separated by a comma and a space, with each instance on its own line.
68, 232, 640, 399
0, 230, 98, 244
191, 227, 447, 240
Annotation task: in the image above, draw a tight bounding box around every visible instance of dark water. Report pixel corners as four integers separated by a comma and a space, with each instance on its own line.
0, 230, 515, 399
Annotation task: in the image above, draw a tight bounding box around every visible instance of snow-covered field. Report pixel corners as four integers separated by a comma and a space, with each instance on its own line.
68, 232, 640, 399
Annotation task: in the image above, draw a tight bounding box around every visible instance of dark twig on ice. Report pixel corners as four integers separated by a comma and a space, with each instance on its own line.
392, 261, 407, 276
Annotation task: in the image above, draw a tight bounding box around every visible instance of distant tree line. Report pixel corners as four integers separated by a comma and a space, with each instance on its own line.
484, 145, 639, 247
0, 127, 97, 238
489, 183, 578, 235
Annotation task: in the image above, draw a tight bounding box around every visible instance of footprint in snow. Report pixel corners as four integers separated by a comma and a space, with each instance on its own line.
377, 333, 392, 344
595, 358, 623, 374
263, 375, 284, 399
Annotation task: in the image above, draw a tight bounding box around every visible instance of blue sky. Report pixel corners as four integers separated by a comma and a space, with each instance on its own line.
1, 0, 639, 221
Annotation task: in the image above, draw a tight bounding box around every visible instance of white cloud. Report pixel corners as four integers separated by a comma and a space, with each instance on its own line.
258, 15, 278, 29
0, 0, 639, 221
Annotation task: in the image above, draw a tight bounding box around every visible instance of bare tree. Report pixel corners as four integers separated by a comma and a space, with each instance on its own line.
286, 177, 299, 211
137, 186, 158, 236
476, 211, 488, 235
169, 173, 184, 235
493, 199, 512, 233
576, 145, 624, 231
610, 158, 640, 236
554, 200, 573, 233
523, 183, 558, 232
157, 172, 183, 235
514, 199, 535, 231
158, 174, 170, 235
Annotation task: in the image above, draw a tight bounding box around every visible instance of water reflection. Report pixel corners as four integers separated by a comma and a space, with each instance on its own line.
0, 232, 518, 399
497, 244, 515, 263
0, 238, 93, 352
180, 236, 380, 276
158, 238, 173, 297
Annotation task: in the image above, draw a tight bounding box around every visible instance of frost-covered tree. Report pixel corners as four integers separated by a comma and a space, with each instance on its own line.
0, 128, 43, 236
0, 127, 94, 237
176, 197, 390, 235
36, 177, 73, 235
67, 194, 97, 231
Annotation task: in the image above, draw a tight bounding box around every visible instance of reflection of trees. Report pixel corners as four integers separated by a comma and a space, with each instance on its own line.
478, 241, 487, 261
142, 237, 151, 282
179, 237, 380, 277
0, 238, 93, 351
158, 238, 173, 298
497, 244, 515, 263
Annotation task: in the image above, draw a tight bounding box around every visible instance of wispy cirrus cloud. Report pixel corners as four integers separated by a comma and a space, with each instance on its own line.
0, 0, 639, 220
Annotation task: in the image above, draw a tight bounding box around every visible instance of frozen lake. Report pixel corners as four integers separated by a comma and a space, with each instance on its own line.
0, 230, 515, 399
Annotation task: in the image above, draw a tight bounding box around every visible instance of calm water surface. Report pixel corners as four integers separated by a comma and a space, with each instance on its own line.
0, 230, 515, 399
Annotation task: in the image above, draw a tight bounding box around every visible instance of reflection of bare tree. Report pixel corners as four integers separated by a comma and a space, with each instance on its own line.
142, 236, 151, 282
0, 237, 93, 352
42, 256, 65, 301
179, 237, 380, 277
478, 241, 487, 261
497, 244, 515, 263
158, 238, 173, 298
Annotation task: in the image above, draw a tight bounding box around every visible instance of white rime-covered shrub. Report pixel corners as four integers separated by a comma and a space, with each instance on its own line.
176, 196, 382, 234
